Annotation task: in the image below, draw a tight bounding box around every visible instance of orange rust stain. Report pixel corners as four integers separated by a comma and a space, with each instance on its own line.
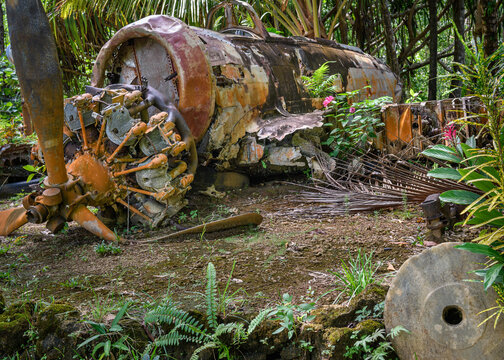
67, 153, 114, 194
398, 106, 413, 143
221, 65, 241, 79
383, 106, 399, 142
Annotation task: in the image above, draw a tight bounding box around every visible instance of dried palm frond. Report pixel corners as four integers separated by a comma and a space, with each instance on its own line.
295, 151, 480, 215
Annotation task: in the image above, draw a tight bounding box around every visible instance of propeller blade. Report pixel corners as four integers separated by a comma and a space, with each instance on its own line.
0, 207, 28, 236
71, 205, 122, 242
6, 0, 68, 185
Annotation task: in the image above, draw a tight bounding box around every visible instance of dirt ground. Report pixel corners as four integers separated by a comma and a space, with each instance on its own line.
0, 180, 476, 318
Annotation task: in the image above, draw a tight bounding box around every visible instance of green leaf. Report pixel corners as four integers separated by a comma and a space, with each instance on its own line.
458, 168, 495, 192
421, 148, 461, 163
111, 302, 129, 328
86, 321, 107, 334
77, 334, 101, 349
439, 190, 480, 205
109, 324, 123, 332
427, 168, 461, 180
455, 243, 504, 261
104, 340, 111, 356
466, 208, 504, 227
23, 165, 36, 172
484, 264, 504, 290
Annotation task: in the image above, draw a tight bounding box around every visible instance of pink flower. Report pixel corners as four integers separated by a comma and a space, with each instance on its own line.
444, 123, 456, 141
349, 107, 356, 113
323, 96, 334, 108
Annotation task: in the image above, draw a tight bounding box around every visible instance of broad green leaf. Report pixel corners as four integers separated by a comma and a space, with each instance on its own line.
77, 334, 101, 349
23, 165, 36, 172
440, 190, 480, 204
455, 243, 504, 261
86, 321, 107, 334
429, 144, 459, 154
458, 169, 495, 192
466, 209, 504, 227
421, 149, 461, 163
427, 168, 461, 180
484, 264, 504, 291
111, 302, 129, 328
104, 340, 111, 356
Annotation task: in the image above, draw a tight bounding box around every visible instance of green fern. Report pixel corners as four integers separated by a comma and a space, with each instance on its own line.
302, 62, 339, 98
144, 262, 270, 359
190, 341, 219, 360
206, 262, 218, 330
247, 308, 270, 335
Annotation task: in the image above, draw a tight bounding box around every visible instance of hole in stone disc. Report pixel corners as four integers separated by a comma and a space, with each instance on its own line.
443, 305, 463, 326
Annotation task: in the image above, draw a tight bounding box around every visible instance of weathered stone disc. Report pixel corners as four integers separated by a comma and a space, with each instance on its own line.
385, 242, 504, 360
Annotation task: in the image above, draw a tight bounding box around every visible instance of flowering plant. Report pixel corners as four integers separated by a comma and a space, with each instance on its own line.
322, 88, 391, 157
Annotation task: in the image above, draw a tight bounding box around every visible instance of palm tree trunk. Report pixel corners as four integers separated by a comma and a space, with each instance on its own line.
428, 0, 437, 101
451, 0, 465, 97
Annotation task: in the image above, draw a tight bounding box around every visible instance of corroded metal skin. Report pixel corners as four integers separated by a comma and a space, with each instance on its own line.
91, 16, 214, 142
6, 0, 67, 185
378, 96, 484, 158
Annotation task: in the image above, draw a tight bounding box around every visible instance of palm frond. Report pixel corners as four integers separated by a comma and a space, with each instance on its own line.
294, 151, 480, 216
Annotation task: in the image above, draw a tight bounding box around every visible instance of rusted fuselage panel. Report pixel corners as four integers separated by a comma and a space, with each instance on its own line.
378, 97, 484, 158
93, 15, 401, 169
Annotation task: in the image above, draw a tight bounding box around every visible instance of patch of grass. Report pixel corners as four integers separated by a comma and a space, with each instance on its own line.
94, 241, 122, 256
327, 249, 382, 304
0, 244, 12, 256
61, 277, 83, 289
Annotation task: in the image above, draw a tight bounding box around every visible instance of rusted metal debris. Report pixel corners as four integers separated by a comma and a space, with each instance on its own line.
379, 96, 484, 158
138, 212, 263, 243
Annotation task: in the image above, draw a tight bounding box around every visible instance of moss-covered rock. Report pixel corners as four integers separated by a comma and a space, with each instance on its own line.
0, 302, 34, 354
348, 284, 388, 312
35, 302, 78, 337
35, 302, 85, 360
312, 284, 388, 329
323, 320, 384, 360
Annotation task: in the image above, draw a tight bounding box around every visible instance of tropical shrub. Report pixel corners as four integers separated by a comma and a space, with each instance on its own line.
322, 89, 392, 157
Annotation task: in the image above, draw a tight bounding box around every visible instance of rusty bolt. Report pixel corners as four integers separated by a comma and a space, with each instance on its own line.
41, 188, 63, 206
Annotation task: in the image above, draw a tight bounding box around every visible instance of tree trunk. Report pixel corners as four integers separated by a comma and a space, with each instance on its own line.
379, 0, 400, 76
451, 0, 465, 97
338, 0, 349, 44
428, 0, 438, 101
481, 0, 499, 57
0, 2, 4, 55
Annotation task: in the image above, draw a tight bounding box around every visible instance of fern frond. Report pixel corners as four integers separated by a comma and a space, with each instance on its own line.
190, 342, 218, 360
247, 309, 271, 335
206, 262, 218, 330
214, 322, 242, 338
145, 301, 206, 343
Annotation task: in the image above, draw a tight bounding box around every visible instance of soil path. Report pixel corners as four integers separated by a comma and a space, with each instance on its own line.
0, 182, 473, 316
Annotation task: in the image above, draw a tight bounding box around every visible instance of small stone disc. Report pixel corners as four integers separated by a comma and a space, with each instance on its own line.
385, 242, 504, 359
